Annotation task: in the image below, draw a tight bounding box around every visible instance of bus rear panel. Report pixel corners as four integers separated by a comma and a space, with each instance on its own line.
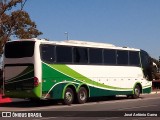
3, 41, 41, 99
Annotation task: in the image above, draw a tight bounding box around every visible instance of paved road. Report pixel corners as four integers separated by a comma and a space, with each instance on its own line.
0, 93, 160, 120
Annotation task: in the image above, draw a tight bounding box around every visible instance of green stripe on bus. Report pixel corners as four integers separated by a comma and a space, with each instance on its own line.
43, 62, 132, 91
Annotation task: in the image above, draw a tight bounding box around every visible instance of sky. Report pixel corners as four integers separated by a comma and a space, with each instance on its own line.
21, 0, 160, 59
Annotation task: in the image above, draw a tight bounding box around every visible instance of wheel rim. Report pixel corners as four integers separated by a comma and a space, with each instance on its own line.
80, 91, 86, 101
135, 87, 140, 96
66, 91, 72, 102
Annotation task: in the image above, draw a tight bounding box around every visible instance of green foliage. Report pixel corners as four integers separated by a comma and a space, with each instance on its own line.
11, 10, 42, 39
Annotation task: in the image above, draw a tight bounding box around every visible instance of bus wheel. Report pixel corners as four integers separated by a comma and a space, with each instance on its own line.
132, 85, 140, 99
77, 87, 88, 104
63, 87, 74, 105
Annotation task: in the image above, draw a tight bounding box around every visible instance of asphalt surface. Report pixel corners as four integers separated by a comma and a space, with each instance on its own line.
0, 93, 160, 120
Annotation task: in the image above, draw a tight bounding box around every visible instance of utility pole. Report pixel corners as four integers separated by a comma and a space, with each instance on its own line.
64, 32, 69, 40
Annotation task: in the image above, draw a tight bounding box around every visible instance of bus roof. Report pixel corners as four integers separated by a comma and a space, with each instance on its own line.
10, 38, 140, 51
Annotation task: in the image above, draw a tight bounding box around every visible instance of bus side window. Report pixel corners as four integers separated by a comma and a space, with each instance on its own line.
103, 49, 116, 65
73, 47, 88, 64
129, 51, 140, 66
117, 50, 128, 65
89, 48, 102, 64
40, 45, 55, 63
56, 46, 72, 63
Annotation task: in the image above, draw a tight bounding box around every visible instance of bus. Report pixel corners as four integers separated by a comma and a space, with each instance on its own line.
3, 38, 152, 105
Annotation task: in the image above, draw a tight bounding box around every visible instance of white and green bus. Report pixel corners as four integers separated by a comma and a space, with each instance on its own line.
3, 38, 152, 105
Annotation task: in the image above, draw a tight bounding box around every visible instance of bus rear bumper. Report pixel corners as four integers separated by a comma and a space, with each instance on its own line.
4, 90, 41, 99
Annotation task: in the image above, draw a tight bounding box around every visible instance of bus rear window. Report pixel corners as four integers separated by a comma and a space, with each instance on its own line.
5, 41, 35, 58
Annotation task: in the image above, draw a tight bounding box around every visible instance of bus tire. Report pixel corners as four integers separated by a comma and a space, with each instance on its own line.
63, 87, 74, 105
132, 85, 140, 99
77, 87, 88, 104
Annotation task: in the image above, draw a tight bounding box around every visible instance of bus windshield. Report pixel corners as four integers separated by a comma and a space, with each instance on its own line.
4, 41, 35, 58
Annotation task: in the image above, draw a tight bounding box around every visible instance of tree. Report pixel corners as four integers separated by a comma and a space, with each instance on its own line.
0, 0, 42, 53
151, 58, 160, 80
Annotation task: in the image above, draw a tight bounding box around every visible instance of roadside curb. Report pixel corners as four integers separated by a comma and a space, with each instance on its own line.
150, 91, 160, 94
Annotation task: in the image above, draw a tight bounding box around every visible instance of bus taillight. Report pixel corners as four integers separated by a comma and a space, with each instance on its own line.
34, 77, 39, 86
